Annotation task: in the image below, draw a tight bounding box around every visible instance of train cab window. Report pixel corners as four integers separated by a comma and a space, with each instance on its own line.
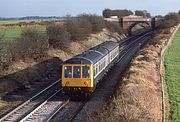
73, 66, 81, 78
93, 66, 96, 76
83, 66, 90, 78
64, 66, 72, 78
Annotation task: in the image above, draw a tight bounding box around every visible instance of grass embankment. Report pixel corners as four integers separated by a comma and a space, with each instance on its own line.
0, 27, 46, 41
164, 28, 180, 121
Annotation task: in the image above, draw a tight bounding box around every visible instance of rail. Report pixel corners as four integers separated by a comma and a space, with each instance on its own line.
0, 79, 61, 122
19, 88, 69, 122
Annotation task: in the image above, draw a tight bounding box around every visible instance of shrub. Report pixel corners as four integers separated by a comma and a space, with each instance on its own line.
158, 19, 175, 29
47, 24, 71, 49
12, 29, 49, 60
78, 14, 105, 32
64, 14, 105, 41
65, 18, 92, 41
157, 12, 180, 29
0, 33, 3, 40
105, 21, 123, 34
0, 36, 13, 71
149, 33, 164, 46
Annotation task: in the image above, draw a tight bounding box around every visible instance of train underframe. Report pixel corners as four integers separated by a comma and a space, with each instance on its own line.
63, 86, 96, 98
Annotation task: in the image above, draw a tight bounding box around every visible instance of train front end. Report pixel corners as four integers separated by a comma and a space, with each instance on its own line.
62, 64, 93, 88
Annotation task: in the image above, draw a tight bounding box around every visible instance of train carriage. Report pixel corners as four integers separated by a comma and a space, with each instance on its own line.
62, 41, 119, 94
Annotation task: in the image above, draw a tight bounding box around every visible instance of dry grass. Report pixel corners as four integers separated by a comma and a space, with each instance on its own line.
92, 39, 164, 122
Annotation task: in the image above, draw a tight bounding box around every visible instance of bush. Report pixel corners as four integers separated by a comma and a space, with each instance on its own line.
65, 18, 92, 41
48, 14, 106, 43
12, 29, 49, 60
64, 14, 105, 41
105, 21, 123, 34
0, 45, 13, 69
0, 36, 13, 71
47, 24, 71, 49
149, 33, 164, 46
78, 14, 105, 32
157, 12, 180, 29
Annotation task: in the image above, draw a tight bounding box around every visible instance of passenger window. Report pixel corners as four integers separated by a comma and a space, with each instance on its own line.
83, 66, 90, 78
93, 66, 96, 75
64, 66, 72, 78
95, 65, 98, 75
73, 66, 81, 78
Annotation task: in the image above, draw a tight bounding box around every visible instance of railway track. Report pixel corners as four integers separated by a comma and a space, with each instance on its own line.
19, 89, 70, 122
0, 79, 62, 122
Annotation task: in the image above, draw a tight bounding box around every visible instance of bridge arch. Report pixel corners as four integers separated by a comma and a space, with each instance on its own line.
127, 21, 150, 35
119, 16, 156, 35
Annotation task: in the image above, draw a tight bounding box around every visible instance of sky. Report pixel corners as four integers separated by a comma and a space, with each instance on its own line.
0, 0, 179, 18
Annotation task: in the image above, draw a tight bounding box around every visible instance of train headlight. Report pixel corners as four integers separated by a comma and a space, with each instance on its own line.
65, 81, 69, 86
84, 81, 88, 86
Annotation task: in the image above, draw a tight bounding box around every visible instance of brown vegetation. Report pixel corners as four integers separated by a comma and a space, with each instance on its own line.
47, 24, 70, 50
157, 12, 180, 30
0, 29, 48, 73
91, 14, 179, 121
47, 14, 121, 49
12, 29, 49, 60
92, 35, 164, 122
65, 17, 92, 41
105, 21, 123, 34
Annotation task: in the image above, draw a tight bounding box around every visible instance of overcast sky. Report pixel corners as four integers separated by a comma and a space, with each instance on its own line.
0, 0, 179, 18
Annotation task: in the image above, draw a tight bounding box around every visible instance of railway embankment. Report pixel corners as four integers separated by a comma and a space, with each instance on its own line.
0, 29, 124, 117
89, 27, 179, 122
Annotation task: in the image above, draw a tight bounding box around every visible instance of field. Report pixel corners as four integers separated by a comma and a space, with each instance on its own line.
0, 26, 46, 41
164, 28, 180, 121
0, 18, 64, 41
0, 19, 42, 25
0, 18, 62, 25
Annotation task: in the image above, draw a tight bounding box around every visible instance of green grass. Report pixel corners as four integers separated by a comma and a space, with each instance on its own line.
0, 19, 40, 24
0, 19, 62, 25
164, 28, 180, 122
0, 27, 46, 41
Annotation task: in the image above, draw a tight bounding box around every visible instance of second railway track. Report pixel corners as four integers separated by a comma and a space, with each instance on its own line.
0, 79, 63, 122
19, 89, 70, 122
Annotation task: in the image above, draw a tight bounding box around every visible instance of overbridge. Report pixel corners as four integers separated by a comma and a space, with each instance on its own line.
104, 15, 156, 35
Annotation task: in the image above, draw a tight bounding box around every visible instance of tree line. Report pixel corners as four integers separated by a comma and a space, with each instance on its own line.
102, 9, 151, 18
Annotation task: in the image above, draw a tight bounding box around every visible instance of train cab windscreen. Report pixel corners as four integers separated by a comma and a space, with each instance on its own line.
64, 65, 90, 78
82, 66, 90, 78
73, 66, 81, 78
64, 66, 72, 78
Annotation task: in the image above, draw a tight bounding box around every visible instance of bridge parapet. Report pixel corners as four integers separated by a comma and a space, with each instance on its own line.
123, 18, 151, 22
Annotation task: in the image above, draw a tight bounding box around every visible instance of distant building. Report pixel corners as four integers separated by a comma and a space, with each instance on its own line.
110, 16, 118, 19
123, 15, 144, 19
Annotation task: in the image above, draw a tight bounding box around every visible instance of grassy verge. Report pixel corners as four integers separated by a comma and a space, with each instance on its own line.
164, 28, 180, 121
0, 26, 46, 41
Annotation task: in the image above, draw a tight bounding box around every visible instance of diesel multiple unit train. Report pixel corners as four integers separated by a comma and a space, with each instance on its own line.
62, 41, 119, 94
